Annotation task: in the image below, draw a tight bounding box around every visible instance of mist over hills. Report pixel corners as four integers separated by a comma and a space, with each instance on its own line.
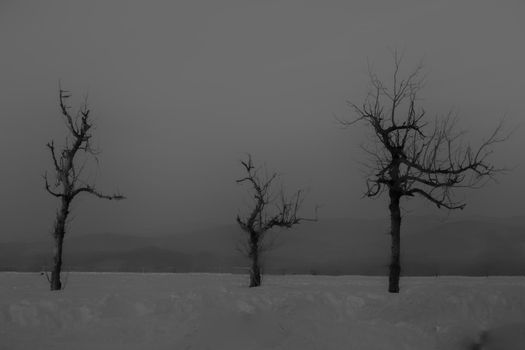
1, 216, 524, 276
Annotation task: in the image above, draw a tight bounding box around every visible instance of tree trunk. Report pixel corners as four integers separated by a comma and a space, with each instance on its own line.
50, 233, 64, 290
388, 190, 401, 293
50, 199, 68, 291
249, 232, 261, 287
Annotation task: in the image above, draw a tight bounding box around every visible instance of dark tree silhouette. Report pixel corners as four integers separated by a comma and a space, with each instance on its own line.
43, 87, 124, 291
236, 155, 316, 287
342, 53, 507, 293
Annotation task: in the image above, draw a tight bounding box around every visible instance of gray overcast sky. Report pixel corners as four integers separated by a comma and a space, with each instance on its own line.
0, 0, 524, 241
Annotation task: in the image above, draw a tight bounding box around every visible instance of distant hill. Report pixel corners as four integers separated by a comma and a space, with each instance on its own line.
1, 217, 525, 275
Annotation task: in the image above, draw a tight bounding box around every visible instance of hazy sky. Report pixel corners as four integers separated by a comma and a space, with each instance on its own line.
1, 0, 524, 241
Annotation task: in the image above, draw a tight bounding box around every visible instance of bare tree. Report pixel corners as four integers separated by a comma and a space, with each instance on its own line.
44, 86, 124, 291
342, 52, 507, 293
236, 155, 316, 287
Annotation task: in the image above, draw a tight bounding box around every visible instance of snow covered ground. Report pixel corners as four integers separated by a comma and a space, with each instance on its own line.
1, 273, 524, 349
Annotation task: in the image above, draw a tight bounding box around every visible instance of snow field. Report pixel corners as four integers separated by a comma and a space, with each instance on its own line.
1, 273, 524, 349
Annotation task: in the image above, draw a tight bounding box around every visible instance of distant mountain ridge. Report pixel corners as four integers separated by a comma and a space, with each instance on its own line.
1, 217, 524, 275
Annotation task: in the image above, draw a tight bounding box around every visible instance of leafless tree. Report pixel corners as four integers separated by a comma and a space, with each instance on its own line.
43, 86, 124, 291
341, 52, 508, 293
236, 155, 316, 287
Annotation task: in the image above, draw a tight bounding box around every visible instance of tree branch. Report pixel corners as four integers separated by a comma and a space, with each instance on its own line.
404, 188, 465, 210
72, 185, 125, 200
46, 141, 61, 172
43, 173, 63, 198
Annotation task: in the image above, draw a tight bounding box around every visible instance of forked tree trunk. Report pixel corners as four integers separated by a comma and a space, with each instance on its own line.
249, 233, 261, 288
50, 200, 69, 291
388, 190, 401, 293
